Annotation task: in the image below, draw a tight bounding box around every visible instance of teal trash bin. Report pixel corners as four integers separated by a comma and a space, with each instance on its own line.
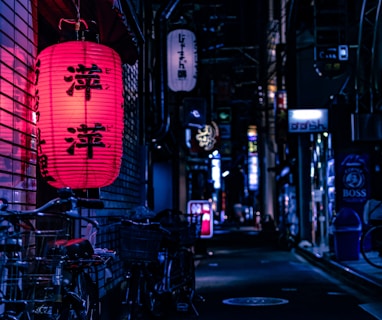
332, 208, 362, 261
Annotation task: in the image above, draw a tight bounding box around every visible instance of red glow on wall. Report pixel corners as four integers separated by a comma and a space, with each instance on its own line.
34, 41, 123, 189
0, 46, 36, 195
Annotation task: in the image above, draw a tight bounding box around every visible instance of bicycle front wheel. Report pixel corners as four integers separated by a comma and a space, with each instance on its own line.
166, 248, 196, 313
60, 271, 99, 320
120, 266, 141, 320
361, 225, 382, 268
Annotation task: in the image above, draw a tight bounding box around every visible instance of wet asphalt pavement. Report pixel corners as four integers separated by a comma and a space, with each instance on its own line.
181, 225, 382, 320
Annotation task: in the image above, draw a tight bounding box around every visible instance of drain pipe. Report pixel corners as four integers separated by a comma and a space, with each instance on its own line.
151, 0, 181, 142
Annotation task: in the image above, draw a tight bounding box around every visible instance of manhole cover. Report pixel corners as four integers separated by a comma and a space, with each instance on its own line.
222, 297, 289, 306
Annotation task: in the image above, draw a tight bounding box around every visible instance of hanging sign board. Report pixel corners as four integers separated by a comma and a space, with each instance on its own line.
288, 109, 328, 133
167, 29, 198, 92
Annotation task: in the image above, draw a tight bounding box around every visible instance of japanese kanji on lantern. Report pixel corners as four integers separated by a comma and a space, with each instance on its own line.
34, 40, 123, 189
167, 29, 198, 92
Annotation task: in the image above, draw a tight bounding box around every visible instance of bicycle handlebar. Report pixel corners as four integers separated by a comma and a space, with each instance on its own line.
0, 187, 103, 230
121, 218, 172, 235
121, 219, 160, 227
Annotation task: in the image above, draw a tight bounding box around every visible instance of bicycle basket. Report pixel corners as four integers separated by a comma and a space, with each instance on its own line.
119, 223, 163, 262
161, 213, 202, 247
0, 227, 67, 305
185, 214, 202, 244
179, 214, 202, 246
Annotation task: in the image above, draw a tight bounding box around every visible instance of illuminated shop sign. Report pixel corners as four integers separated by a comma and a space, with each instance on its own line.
195, 121, 219, 151
288, 109, 328, 133
187, 200, 213, 238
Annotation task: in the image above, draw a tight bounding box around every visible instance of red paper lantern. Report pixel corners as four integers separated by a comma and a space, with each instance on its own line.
167, 29, 198, 92
34, 41, 123, 189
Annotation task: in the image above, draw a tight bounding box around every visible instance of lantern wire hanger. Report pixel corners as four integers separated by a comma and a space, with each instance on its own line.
58, 0, 99, 43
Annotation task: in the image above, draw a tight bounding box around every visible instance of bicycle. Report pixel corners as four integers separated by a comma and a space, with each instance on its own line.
118, 209, 202, 319
361, 199, 382, 268
0, 187, 113, 319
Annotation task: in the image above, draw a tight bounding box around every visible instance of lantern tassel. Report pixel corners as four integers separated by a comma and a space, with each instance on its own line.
58, 19, 89, 33
58, 0, 89, 40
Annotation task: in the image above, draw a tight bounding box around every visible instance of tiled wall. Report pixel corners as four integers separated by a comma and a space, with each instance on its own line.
0, 0, 37, 208
101, 62, 143, 214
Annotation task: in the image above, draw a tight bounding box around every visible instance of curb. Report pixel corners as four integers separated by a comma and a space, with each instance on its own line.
295, 246, 382, 296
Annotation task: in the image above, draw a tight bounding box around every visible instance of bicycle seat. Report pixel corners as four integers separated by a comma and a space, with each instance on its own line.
54, 238, 94, 259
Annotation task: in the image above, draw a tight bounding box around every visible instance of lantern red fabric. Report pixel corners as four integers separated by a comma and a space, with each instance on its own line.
167, 29, 198, 92
34, 41, 123, 189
